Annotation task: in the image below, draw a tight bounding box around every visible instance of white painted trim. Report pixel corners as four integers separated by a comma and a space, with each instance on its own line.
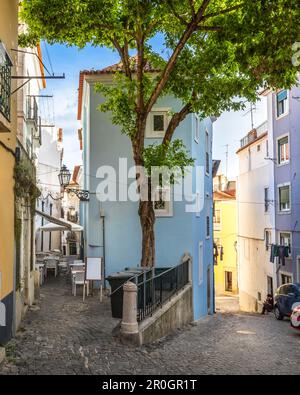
153, 186, 173, 217
194, 114, 200, 144
198, 241, 204, 286
276, 132, 290, 166
145, 107, 172, 139
205, 128, 210, 176
275, 89, 289, 120
278, 231, 292, 257
277, 182, 291, 214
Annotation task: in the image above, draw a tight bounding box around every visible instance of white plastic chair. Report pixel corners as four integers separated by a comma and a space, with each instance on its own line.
44, 258, 58, 277
72, 271, 89, 301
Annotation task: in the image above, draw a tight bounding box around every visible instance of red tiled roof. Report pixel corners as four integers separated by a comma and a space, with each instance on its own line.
77, 56, 160, 120
57, 128, 63, 142
70, 165, 81, 185
214, 190, 236, 200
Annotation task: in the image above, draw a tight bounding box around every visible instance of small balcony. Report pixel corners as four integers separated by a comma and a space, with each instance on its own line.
0, 43, 13, 130
26, 95, 39, 127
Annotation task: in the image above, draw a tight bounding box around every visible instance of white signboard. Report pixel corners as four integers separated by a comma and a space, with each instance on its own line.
86, 257, 102, 281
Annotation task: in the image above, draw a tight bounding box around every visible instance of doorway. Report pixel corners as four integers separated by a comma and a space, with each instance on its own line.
267, 276, 274, 296
225, 271, 233, 292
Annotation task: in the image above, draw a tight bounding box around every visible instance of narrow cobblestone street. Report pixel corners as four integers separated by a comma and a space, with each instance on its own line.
1, 274, 299, 375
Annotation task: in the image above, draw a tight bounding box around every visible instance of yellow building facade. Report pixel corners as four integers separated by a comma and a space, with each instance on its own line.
213, 189, 238, 296
0, 0, 18, 344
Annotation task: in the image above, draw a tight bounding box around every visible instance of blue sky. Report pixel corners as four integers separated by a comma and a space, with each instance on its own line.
42, 42, 267, 180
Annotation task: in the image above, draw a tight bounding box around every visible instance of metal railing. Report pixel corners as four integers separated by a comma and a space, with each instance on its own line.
137, 260, 190, 322
0, 51, 12, 121
26, 95, 39, 126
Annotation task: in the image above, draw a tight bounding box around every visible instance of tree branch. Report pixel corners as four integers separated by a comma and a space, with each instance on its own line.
145, 0, 211, 115
162, 103, 193, 146
196, 25, 222, 32
112, 36, 132, 80
166, 1, 189, 25
188, 0, 196, 17
202, 4, 243, 20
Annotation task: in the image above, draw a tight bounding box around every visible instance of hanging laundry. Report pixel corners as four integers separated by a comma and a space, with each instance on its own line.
284, 246, 290, 258
270, 244, 279, 263
278, 246, 286, 266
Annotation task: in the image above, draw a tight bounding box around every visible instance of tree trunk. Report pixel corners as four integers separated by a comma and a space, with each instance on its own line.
139, 199, 155, 267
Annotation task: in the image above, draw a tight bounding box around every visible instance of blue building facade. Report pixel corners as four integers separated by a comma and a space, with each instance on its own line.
267, 83, 300, 285
78, 67, 215, 320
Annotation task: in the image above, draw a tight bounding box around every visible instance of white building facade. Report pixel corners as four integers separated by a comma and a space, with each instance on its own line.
15, 34, 46, 328
237, 122, 276, 312
36, 127, 63, 253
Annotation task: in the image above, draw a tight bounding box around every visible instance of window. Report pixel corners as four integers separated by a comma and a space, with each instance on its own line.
146, 109, 170, 138
225, 271, 233, 292
265, 230, 271, 251
194, 115, 200, 143
278, 184, 290, 212
264, 187, 269, 212
277, 136, 289, 165
281, 274, 292, 285
214, 209, 221, 224
0, 42, 13, 122
266, 140, 269, 157
279, 232, 291, 255
267, 276, 274, 296
205, 130, 210, 175
153, 187, 173, 217
276, 90, 288, 118
198, 242, 203, 285
257, 144, 261, 152
206, 216, 210, 238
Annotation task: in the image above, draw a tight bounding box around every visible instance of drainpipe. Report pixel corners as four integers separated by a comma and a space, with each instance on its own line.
100, 209, 106, 289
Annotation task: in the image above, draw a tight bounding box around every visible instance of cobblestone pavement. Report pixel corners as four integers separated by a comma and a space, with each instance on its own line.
215, 295, 240, 313
1, 274, 300, 375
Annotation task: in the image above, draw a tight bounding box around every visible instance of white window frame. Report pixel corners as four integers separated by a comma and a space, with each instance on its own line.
145, 107, 171, 138
194, 114, 200, 143
213, 208, 221, 230
198, 241, 204, 286
276, 133, 290, 166
205, 129, 210, 176
280, 271, 293, 285
153, 186, 173, 217
206, 215, 210, 239
275, 89, 289, 120
265, 229, 271, 251
279, 231, 292, 257
278, 182, 291, 213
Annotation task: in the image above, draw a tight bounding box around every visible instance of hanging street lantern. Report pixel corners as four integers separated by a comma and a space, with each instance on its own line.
58, 165, 89, 202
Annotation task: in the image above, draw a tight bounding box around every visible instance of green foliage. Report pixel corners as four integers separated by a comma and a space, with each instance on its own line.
20, 0, 300, 165
143, 139, 195, 182
95, 73, 138, 138
14, 159, 41, 216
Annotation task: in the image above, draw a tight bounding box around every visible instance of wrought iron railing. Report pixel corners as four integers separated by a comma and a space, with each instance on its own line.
137, 260, 190, 322
0, 49, 12, 121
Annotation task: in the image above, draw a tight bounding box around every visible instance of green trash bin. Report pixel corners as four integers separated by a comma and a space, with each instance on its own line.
106, 271, 138, 319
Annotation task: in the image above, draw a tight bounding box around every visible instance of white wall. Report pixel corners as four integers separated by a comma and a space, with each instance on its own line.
237, 134, 276, 312
36, 127, 63, 252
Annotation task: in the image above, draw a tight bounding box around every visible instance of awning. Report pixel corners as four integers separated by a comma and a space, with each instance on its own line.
38, 221, 83, 232
36, 209, 83, 232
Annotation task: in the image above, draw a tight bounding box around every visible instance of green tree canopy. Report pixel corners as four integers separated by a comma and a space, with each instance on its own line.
20, 0, 300, 266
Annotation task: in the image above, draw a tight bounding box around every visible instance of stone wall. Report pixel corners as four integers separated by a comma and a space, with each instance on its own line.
135, 284, 193, 345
